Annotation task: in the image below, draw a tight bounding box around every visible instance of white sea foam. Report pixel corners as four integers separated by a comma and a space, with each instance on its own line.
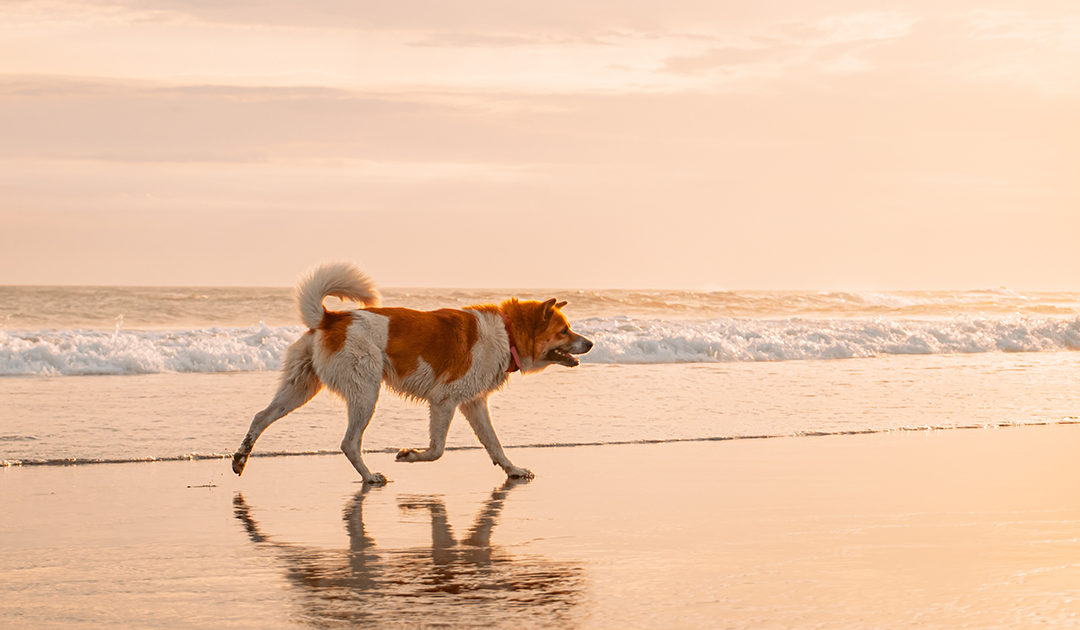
2, 315, 1079, 376
579, 316, 1080, 364
0, 324, 302, 376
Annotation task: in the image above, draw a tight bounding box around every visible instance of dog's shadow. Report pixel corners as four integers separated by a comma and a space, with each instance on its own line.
233, 480, 584, 627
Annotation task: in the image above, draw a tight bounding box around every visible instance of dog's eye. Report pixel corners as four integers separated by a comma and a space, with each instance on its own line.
562, 327, 570, 335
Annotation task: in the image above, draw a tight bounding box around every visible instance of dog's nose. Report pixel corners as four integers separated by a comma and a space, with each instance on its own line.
582, 338, 593, 353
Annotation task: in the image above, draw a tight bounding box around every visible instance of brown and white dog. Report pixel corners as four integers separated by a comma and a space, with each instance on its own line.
231, 262, 593, 484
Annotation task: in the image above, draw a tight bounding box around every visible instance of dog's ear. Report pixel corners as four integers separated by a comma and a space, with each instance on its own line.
541, 298, 558, 320
555, 300, 567, 310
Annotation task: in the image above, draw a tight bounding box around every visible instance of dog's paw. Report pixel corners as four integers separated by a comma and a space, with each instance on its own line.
395, 448, 420, 462
363, 472, 389, 486
506, 466, 534, 480
231, 452, 248, 476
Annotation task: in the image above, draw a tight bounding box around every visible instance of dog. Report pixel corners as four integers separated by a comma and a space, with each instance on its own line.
231, 262, 593, 484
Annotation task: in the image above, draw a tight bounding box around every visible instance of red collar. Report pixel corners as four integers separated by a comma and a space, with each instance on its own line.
499, 312, 522, 373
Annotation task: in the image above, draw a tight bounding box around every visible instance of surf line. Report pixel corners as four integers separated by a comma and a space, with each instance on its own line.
4, 418, 1079, 468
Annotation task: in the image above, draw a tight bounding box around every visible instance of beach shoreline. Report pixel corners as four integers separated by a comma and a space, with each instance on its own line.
5, 424, 1080, 628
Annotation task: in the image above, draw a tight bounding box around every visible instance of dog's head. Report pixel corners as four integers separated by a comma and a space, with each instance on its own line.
502, 298, 593, 372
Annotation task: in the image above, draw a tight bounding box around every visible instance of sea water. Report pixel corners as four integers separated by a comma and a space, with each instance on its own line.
2, 286, 1079, 466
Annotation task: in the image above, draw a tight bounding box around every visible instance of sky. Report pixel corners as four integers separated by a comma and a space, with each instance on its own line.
0, 0, 1077, 289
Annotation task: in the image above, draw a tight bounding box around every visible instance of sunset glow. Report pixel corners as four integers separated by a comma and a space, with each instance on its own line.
1, 1, 1077, 288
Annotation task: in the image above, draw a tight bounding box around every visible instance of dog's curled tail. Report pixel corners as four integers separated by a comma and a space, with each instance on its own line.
297, 262, 381, 329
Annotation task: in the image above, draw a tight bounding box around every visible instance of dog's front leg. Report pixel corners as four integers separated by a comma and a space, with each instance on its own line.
459, 397, 533, 479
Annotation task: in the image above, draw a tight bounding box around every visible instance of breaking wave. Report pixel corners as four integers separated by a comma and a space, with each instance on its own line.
2, 315, 1080, 376
582, 315, 1080, 364
0, 324, 301, 376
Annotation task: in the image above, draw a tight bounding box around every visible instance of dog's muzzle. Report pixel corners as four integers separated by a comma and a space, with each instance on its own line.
546, 334, 592, 367
572, 336, 594, 354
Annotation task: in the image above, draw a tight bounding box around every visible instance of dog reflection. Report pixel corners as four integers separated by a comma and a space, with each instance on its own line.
234, 480, 583, 627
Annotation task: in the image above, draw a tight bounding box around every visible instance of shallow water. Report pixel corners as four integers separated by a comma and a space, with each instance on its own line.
2, 353, 1078, 466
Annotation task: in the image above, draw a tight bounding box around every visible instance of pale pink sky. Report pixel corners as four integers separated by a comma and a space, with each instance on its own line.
1, 1, 1077, 289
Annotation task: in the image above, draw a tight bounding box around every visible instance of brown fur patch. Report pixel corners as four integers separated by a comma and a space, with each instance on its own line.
318, 310, 353, 354
498, 299, 570, 360
367, 307, 479, 382
533, 307, 571, 358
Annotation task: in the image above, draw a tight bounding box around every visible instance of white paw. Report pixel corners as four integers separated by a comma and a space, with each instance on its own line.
506, 467, 534, 480
395, 448, 419, 462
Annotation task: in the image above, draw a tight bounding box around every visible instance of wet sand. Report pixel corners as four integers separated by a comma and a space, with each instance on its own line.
4, 424, 1080, 628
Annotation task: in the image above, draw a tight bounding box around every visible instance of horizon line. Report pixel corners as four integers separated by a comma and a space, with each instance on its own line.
0, 283, 1075, 294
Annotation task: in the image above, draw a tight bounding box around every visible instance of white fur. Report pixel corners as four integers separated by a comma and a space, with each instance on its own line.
296, 262, 380, 329
232, 269, 546, 485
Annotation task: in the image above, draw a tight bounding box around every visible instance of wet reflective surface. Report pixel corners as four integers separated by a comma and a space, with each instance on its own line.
6, 430, 1080, 628
233, 480, 584, 628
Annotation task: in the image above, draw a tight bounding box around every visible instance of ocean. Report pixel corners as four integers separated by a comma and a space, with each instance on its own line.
2, 286, 1079, 467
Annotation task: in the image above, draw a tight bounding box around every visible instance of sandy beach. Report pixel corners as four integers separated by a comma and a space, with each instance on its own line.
4, 424, 1080, 628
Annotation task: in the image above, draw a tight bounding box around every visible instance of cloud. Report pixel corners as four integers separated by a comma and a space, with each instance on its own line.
658, 12, 916, 79
75, 0, 797, 32
653, 9, 1080, 94
2, 66, 1077, 287
0, 76, 478, 164
8, 3, 1078, 97
966, 9, 1080, 43
407, 31, 612, 48
661, 46, 790, 75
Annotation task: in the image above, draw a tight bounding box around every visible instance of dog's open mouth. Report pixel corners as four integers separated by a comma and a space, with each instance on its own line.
546, 347, 579, 367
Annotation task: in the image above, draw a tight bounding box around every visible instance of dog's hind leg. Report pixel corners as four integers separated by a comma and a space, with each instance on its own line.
232, 334, 321, 476
395, 401, 454, 463
460, 396, 533, 479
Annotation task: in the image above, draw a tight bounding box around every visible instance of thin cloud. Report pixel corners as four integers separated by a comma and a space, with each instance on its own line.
407, 31, 613, 48
662, 46, 791, 75
658, 12, 916, 78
